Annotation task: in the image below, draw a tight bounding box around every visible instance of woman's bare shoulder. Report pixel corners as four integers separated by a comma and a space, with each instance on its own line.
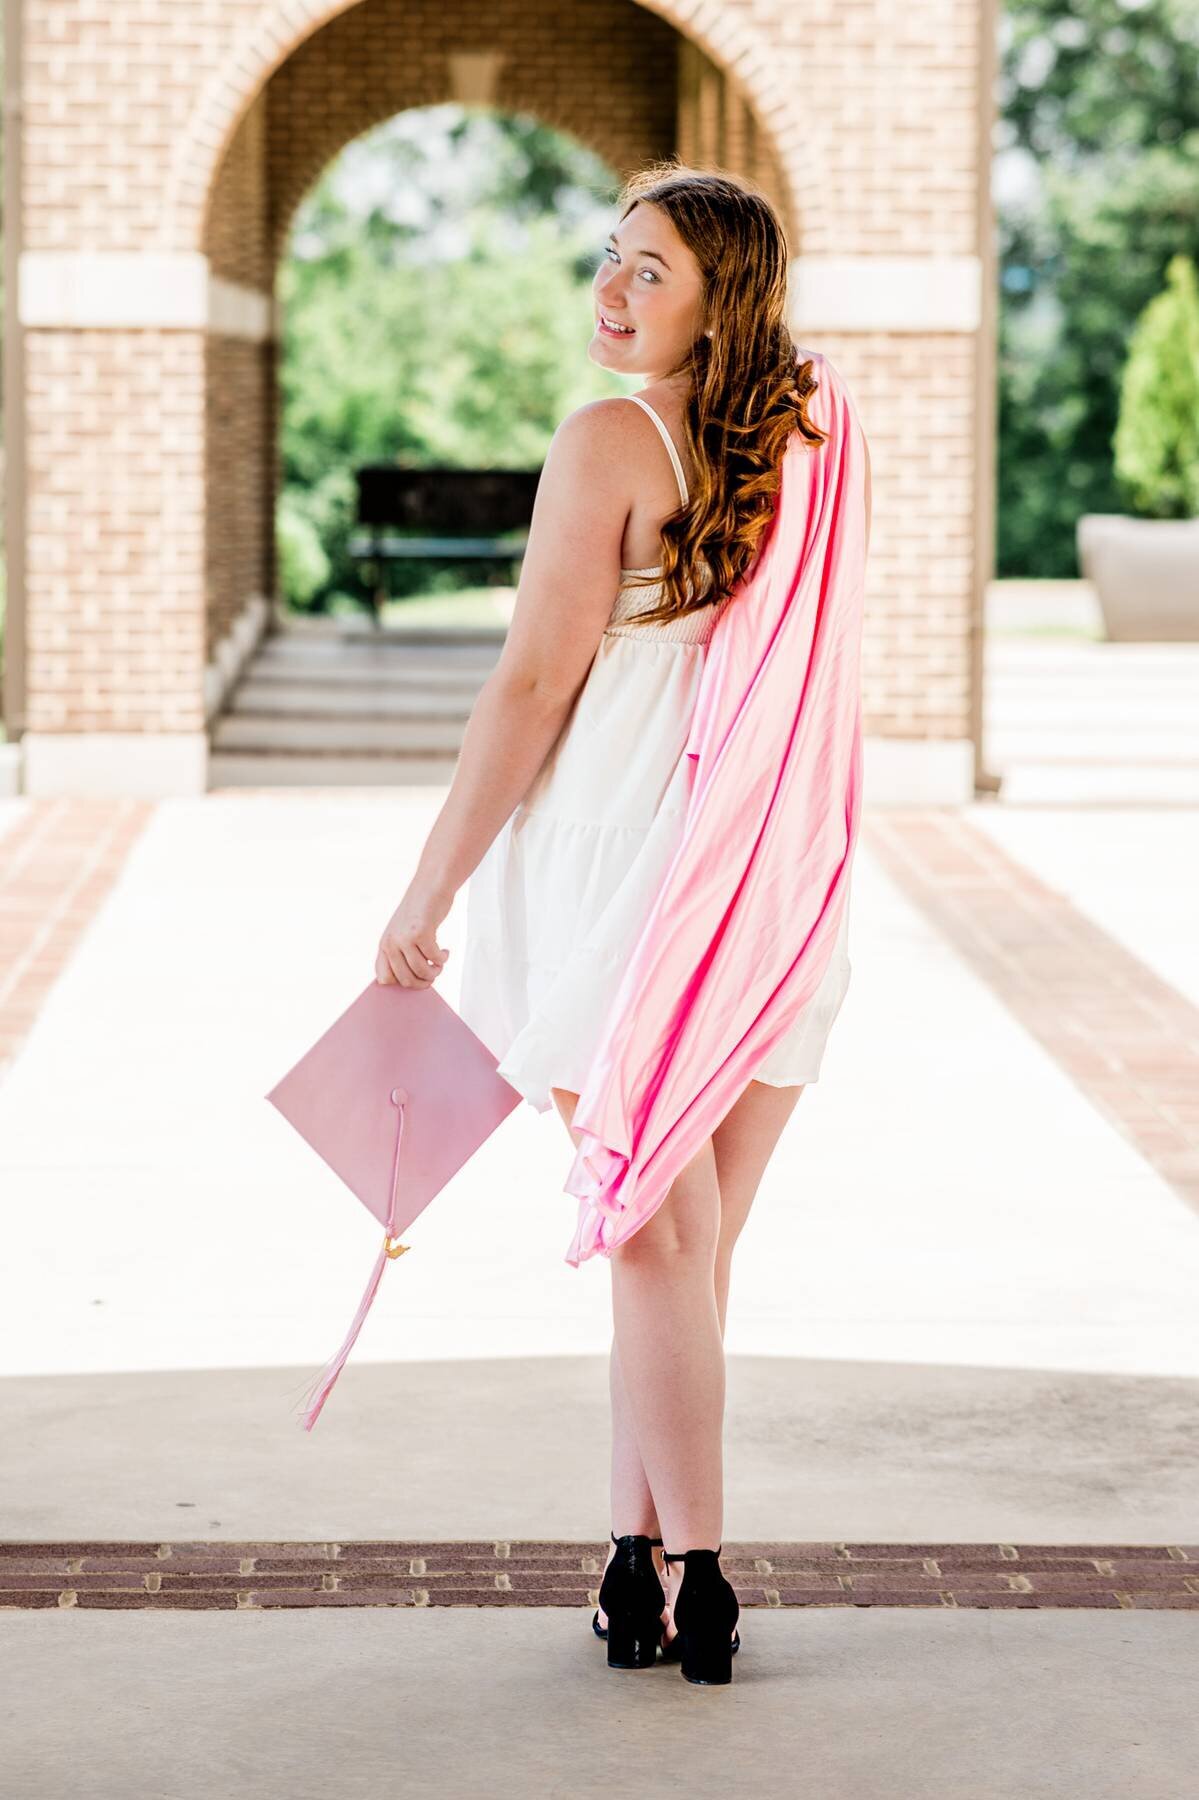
552, 394, 644, 445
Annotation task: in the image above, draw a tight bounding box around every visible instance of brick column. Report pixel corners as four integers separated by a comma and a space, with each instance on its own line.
16, 254, 273, 796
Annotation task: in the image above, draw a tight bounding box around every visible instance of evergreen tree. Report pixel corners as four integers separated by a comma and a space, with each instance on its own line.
1113, 252, 1199, 516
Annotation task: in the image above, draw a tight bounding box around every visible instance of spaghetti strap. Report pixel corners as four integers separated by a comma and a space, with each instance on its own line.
621, 394, 689, 507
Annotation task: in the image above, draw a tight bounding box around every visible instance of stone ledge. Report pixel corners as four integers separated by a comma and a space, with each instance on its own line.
0, 743, 21, 799
18, 253, 275, 340
20, 732, 209, 798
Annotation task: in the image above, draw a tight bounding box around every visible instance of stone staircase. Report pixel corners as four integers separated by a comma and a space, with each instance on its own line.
208, 590, 1199, 802
207, 621, 505, 787
982, 639, 1199, 804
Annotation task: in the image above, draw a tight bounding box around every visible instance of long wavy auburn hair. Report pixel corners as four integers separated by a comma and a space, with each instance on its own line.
611, 162, 828, 628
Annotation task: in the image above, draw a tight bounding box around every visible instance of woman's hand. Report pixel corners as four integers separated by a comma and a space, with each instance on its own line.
375, 879, 453, 989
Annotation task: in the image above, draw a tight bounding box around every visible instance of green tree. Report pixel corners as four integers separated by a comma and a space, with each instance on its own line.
278, 108, 627, 613
1, 29, 7, 696
1112, 252, 1199, 515
998, 0, 1199, 573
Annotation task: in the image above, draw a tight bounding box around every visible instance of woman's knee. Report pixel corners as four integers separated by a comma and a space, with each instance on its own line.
613, 1150, 722, 1268
615, 1214, 718, 1269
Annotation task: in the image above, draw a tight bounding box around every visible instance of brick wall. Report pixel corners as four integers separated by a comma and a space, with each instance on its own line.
258, 0, 680, 269
820, 333, 978, 739
205, 335, 274, 658
21, 0, 981, 259
15, 0, 990, 777
205, 91, 272, 293
23, 331, 206, 733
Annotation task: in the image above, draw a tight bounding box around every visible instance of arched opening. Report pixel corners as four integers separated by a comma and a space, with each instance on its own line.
194, 0, 791, 778
273, 107, 628, 630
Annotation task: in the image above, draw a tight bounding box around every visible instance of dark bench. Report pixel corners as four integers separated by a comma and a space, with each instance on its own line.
348, 465, 543, 625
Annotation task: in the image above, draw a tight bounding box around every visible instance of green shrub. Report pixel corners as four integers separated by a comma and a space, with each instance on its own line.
1113, 252, 1199, 518
276, 491, 332, 610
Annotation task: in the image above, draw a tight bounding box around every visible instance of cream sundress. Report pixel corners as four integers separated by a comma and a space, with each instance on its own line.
456, 393, 852, 1114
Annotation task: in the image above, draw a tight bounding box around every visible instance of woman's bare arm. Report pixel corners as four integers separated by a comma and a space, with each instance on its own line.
409, 398, 635, 899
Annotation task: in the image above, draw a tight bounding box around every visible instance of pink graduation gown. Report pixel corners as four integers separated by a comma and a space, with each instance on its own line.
561, 349, 870, 1266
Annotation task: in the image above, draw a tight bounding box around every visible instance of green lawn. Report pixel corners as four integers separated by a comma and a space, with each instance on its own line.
377, 585, 515, 630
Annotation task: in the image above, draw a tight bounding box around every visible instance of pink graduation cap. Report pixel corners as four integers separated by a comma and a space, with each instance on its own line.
266, 980, 522, 1430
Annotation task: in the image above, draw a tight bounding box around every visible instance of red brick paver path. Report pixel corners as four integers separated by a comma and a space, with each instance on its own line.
2, 1542, 1196, 1611
864, 810, 1199, 1215
0, 799, 153, 1070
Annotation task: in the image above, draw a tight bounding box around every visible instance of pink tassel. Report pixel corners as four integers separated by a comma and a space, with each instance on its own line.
297, 1091, 410, 1431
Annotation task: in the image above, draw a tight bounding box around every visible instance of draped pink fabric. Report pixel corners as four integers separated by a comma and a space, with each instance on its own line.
561, 349, 869, 1266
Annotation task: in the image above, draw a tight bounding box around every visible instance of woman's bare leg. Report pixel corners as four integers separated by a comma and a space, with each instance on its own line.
609, 1334, 660, 1537
552, 1076, 805, 1637
555, 1085, 728, 1621
608, 1135, 726, 1552
553, 1086, 668, 1624
711, 1079, 806, 1336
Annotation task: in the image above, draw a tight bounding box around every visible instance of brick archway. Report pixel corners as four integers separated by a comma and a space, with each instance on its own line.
168, 0, 809, 259
256, 38, 789, 277
11, 0, 994, 801
196, 0, 802, 691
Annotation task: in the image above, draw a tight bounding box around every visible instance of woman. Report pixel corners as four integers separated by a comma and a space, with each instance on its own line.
374, 163, 872, 1685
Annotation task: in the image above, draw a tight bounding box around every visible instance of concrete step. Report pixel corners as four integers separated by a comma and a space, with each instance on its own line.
208, 624, 502, 770
986, 763, 1199, 805
984, 681, 1199, 708
211, 713, 471, 753
986, 711, 1199, 730
253, 637, 502, 667
265, 613, 507, 640
986, 642, 1199, 667
228, 682, 479, 720
239, 661, 495, 692
333, 625, 508, 647
985, 661, 1199, 690
984, 728, 1199, 759
253, 633, 503, 662
207, 752, 458, 788
980, 636, 1199, 803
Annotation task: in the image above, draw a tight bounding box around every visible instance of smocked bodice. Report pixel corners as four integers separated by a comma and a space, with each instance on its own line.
605, 566, 730, 646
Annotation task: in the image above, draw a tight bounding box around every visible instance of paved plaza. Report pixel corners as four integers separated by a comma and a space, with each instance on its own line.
1, 626, 1197, 1795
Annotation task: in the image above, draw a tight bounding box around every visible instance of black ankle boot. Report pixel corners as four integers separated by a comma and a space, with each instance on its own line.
593, 1532, 666, 1670
660, 1547, 741, 1685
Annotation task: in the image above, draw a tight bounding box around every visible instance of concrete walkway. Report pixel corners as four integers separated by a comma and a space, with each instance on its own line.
2, 790, 1198, 1390
1, 777, 1197, 1795
8, 1608, 1193, 1800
